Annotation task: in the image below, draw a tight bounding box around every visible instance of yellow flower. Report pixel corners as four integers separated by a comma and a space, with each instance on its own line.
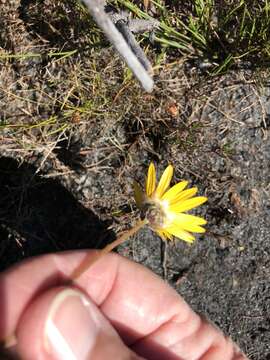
133, 162, 207, 243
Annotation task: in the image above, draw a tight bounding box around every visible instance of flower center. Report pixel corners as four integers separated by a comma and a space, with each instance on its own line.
140, 200, 166, 228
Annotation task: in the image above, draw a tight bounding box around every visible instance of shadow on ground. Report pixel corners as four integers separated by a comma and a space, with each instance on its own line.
0, 156, 114, 271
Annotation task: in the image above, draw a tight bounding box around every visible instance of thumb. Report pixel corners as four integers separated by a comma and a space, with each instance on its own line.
16, 287, 142, 360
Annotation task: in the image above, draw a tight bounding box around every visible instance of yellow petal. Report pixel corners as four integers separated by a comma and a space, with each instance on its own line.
162, 180, 188, 202
189, 225, 205, 233
170, 196, 208, 213
166, 225, 195, 243
155, 164, 173, 198
133, 181, 144, 208
168, 187, 198, 205
173, 220, 206, 233
173, 213, 207, 226
155, 228, 173, 241
146, 162, 156, 197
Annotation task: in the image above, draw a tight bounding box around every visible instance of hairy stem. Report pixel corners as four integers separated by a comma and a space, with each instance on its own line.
71, 219, 148, 280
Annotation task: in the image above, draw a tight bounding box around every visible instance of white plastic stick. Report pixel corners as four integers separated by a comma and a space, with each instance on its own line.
82, 0, 154, 92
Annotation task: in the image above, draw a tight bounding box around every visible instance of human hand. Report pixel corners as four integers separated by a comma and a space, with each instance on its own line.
0, 251, 247, 359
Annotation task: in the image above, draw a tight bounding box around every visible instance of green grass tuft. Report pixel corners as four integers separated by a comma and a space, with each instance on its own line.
112, 0, 270, 73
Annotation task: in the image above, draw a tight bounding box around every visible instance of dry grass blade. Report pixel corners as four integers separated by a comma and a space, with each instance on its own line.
144, 0, 150, 11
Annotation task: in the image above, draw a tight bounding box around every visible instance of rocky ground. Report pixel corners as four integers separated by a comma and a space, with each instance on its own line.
0, 1, 270, 359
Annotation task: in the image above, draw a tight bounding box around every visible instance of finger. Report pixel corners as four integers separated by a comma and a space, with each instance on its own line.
0, 251, 187, 345
16, 286, 143, 360
0, 251, 188, 342
131, 315, 245, 360
0, 251, 247, 359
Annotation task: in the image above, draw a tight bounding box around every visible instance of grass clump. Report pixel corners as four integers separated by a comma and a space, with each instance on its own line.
113, 0, 270, 73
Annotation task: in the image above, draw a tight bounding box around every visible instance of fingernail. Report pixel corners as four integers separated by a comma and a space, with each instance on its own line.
44, 288, 99, 360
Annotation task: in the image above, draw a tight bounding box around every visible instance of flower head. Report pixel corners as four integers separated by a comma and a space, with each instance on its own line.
133, 163, 207, 243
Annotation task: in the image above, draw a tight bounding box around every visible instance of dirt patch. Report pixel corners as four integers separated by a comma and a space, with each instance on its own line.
0, 1, 270, 359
